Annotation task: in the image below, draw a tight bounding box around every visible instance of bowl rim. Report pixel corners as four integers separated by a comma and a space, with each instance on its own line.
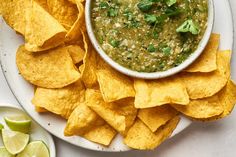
85, 0, 214, 79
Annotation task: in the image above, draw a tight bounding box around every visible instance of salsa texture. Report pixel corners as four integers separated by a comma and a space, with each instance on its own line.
91, 0, 208, 72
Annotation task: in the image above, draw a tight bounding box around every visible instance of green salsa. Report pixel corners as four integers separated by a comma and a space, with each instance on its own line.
91, 0, 208, 72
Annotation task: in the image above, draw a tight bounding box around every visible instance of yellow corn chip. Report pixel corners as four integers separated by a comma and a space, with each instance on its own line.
35, 106, 48, 113
185, 34, 220, 72
79, 64, 85, 73
124, 116, 180, 150
86, 89, 137, 135
97, 58, 135, 102
134, 77, 189, 108
66, 1, 85, 42
35, 0, 49, 11
114, 98, 137, 135
32, 80, 85, 119
81, 31, 98, 87
64, 102, 105, 136
0, 0, 30, 35
83, 124, 117, 146
180, 50, 231, 99
171, 95, 224, 119
81, 49, 98, 87
16, 45, 80, 88
64, 102, 116, 146
47, 0, 78, 30
199, 80, 236, 121
67, 45, 85, 64
218, 80, 236, 118
25, 0, 67, 52
138, 105, 178, 132
68, 0, 76, 4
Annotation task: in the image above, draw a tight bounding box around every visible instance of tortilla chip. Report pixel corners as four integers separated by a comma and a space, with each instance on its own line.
81, 49, 97, 87
81, 32, 98, 87
83, 124, 117, 146
32, 80, 85, 119
79, 64, 85, 73
171, 95, 224, 119
185, 34, 220, 72
35, 106, 48, 113
114, 98, 138, 135
67, 45, 85, 64
34, 0, 49, 11
124, 116, 180, 150
180, 50, 231, 99
97, 58, 135, 102
138, 105, 178, 132
86, 89, 137, 135
64, 102, 104, 136
0, 0, 30, 34
16, 45, 80, 88
218, 80, 236, 118
68, 0, 84, 4
25, 0, 67, 52
65, 1, 85, 42
199, 80, 236, 121
64, 102, 116, 146
47, 0, 78, 30
134, 77, 189, 108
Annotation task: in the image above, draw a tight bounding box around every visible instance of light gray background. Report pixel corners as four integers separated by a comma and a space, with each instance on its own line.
0, 1, 236, 157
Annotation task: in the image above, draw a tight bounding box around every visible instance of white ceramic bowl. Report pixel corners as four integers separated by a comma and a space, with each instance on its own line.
85, 0, 214, 79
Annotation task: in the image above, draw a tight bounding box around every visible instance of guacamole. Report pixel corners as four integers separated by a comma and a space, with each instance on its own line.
91, 0, 208, 72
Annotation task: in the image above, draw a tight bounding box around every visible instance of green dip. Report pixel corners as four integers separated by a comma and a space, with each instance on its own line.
91, 0, 208, 72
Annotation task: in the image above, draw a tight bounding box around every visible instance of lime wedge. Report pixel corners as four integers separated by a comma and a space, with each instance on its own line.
2, 129, 29, 155
0, 123, 4, 130
0, 147, 15, 157
16, 141, 49, 157
4, 115, 31, 133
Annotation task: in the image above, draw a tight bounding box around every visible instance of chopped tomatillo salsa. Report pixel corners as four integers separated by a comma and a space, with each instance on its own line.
91, 0, 208, 72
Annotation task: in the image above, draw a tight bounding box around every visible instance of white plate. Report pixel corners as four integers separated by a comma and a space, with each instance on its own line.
0, 104, 56, 157
0, 0, 234, 152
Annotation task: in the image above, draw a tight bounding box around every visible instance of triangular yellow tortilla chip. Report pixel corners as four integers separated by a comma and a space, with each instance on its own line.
86, 89, 137, 135
47, 0, 78, 30
134, 77, 189, 108
185, 34, 220, 72
25, 0, 67, 52
97, 58, 135, 102
64, 102, 104, 136
34, 0, 49, 11
218, 80, 236, 118
172, 95, 224, 119
180, 50, 231, 99
65, 1, 85, 42
16, 45, 80, 88
138, 105, 178, 132
0, 0, 30, 34
124, 116, 180, 150
196, 80, 236, 121
32, 80, 85, 119
67, 45, 85, 64
64, 102, 117, 146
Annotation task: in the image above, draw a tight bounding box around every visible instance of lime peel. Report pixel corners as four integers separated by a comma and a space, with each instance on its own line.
2, 129, 29, 155
4, 116, 31, 133
16, 141, 50, 157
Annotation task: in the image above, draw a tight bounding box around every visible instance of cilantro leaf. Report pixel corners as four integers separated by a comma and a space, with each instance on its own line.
137, 0, 153, 12
144, 14, 157, 24
176, 19, 200, 35
165, 0, 177, 7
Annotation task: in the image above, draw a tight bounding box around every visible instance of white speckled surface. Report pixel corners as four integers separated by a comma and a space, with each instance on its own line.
0, 0, 235, 156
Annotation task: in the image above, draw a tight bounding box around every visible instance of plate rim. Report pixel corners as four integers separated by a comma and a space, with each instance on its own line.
0, 103, 56, 157
0, 0, 234, 152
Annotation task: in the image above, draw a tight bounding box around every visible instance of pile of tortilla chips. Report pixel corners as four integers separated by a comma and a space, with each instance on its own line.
1, 0, 236, 150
